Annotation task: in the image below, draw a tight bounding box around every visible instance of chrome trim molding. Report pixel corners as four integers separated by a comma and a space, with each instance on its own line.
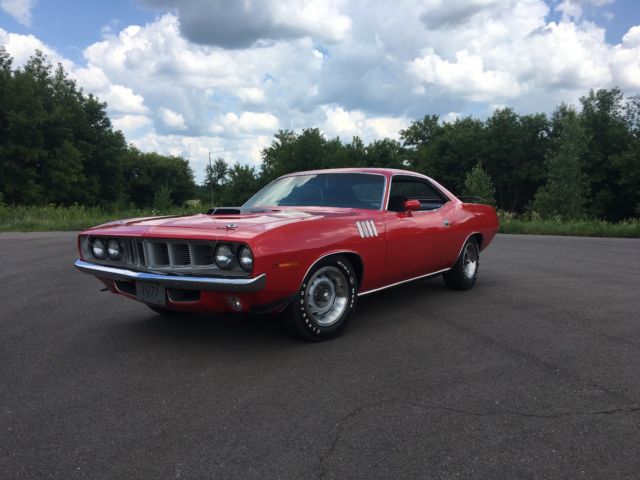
455, 232, 482, 258
358, 268, 451, 296
299, 250, 362, 292
74, 259, 266, 293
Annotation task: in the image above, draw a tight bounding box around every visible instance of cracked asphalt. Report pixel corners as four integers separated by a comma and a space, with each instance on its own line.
1, 232, 639, 479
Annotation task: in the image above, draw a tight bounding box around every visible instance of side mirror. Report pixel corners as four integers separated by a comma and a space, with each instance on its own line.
404, 199, 421, 212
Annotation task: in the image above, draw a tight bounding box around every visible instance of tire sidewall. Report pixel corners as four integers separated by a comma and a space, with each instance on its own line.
291, 255, 357, 340
460, 239, 479, 289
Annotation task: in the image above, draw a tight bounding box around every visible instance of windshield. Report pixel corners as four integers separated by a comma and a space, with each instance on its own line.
243, 173, 385, 210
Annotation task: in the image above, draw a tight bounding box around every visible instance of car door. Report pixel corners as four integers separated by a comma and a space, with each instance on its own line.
382, 175, 452, 284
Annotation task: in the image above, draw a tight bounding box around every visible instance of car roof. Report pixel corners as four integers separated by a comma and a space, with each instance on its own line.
281, 167, 423, 178
278, 167, 458, 202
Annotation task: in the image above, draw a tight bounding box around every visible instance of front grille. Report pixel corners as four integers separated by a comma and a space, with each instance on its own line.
172, 244, 191, 265
83, 236, 247, 276
190, 244, 214, 265
122, 239, 146, 267
143, 241, 216, 269
149, 242, 170, 266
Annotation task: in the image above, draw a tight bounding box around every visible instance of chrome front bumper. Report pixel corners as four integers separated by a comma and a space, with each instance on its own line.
74, 259, 266, 293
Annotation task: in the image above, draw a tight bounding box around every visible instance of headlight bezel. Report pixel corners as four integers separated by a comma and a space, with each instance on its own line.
107, 238, 122, 260
238, 245, 254, 271
215, 244, 234, 269
91, 238, 107, 259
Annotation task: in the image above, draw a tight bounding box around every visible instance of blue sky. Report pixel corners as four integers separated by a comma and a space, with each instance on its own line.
1, 0, 639, 180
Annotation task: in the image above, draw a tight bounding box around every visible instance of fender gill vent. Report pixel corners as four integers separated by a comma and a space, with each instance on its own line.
356, 220, 378, 238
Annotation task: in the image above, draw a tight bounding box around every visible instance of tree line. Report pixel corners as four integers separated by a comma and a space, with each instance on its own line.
1, 49, 638, 222
0, 48, 196, 209
207, 90, 639, 221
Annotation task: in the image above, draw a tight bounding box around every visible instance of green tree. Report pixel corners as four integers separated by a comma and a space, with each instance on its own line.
579, 88, 632, 220
204, 157, 229, 206
220, 163, 260, 205
463, 163, 496, 206
532, 111, 589, 219
123, 148, 195, 207
483, 108, 548, 212
153, 183, 174, 212
344, 136, 367, 166
364, 138, 405, 169
401, 115, 484, 195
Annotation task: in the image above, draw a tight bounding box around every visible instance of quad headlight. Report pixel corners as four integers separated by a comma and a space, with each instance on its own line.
91, 239, 106, 259
107, 239, 121, 259
238, 246, 253, 271
215, 244, 234, 269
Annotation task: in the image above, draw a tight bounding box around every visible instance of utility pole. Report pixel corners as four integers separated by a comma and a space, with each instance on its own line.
208, 151, 213, 208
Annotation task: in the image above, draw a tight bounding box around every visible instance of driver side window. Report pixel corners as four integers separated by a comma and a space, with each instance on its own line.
388, 176, 448, 212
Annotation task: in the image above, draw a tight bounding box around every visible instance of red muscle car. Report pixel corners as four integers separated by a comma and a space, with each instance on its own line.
75, 168, 499, 340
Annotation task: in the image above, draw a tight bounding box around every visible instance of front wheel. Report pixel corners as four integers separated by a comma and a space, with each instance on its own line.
443, 238, 479, 290
288, 256, 358, 341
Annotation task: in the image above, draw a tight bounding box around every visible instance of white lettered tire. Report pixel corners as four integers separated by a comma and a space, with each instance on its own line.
288, 255, 357, 341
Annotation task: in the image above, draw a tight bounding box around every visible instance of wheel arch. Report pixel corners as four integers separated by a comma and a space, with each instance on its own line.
301, 251, 364, 291
470, 232, 484, 250
451, 232, 483, 268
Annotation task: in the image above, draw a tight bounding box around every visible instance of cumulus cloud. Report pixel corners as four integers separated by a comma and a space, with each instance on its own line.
0, 27, 68, 68
406, 0, 638, 108
158, 107, 187, 130
556, 0, 614, 20
141, 0, 352, 48
322, 106, 409, 140
1, 0, 35, 26
112, 114, 153, 136
102, 85, 148, 114
409, 49, 522, 102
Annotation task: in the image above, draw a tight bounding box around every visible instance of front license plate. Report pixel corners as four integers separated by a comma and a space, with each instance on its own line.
136, 281, 166, 306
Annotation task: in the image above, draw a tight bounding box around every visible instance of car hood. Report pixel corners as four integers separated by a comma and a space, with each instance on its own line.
82, 207, 359, 240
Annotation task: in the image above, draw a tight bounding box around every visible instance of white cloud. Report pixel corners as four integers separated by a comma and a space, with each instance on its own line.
0, 0, 35, 26
0, 27, 69, 68
158, 107, 187, 130
442, 112, 461, 123
236, 87, 266, 104
322, 106, 408, 141
409, 49, 522, 102
556, 0, 614, 20
102, 84, 148, 114
236, 112, 280, 133
112, 114, 152, 136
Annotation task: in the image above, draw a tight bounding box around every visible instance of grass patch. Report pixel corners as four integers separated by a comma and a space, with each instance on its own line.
499, 214, 640, 238
1, 206, 639, 238
0, 205, 203, 232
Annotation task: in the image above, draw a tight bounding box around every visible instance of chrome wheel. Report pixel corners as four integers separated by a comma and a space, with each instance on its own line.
305, 266, 348, 326
462, 242, 478, 280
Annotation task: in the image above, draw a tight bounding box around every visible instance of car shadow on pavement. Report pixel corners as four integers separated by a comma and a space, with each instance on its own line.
105, 276, 458, 346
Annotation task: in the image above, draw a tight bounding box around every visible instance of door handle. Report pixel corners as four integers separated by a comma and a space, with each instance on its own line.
443, 218, 450, 226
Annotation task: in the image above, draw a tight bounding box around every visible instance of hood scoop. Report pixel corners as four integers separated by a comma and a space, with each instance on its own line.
207, 206, 272, 215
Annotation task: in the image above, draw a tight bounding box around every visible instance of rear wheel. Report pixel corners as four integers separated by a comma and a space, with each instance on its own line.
443, 238, 479, 290
288, 256, 357, 341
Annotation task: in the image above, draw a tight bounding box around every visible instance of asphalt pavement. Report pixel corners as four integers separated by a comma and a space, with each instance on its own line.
1, 232, 639, 479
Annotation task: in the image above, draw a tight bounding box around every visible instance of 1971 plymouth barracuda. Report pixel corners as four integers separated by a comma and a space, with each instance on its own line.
75, 168, 499, 340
